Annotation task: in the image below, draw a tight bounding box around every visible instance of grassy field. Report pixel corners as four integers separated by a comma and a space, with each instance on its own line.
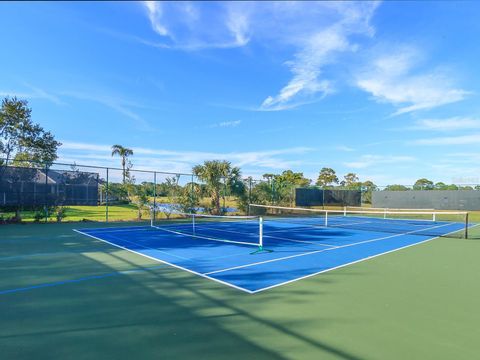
0, 196, 243, 223
1, 222, 479, 359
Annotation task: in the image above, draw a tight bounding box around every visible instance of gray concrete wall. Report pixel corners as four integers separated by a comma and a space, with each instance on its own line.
372, 190, 480, 210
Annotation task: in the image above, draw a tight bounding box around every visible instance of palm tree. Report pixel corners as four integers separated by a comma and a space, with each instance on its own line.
111, 145, 133, 183
193, 160, 239, 215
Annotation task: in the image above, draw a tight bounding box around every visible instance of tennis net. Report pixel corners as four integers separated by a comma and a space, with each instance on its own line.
345, 206, 436, 212
151, 212, 264, 248
249, 204, 470, 239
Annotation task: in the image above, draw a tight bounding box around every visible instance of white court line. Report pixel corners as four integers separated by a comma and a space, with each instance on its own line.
73, 229, 254, 294
204, 221, 454, 276
251, 223, 480, 293
75, 221, 477, 295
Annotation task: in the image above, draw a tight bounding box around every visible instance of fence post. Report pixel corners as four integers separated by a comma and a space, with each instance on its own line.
322, 187, 325, 210
223, 177, 227, 213
271, 178, 275, 205
191, 174, 194, 211
248, 178, 252, 215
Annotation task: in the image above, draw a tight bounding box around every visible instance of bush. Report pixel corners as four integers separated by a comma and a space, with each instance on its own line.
55, 206, 68, 222
33, 211, 44, 222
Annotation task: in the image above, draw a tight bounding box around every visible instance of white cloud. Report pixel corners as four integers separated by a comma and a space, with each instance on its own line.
335, 145, 356, 152
143, 1, 168, 36
413, 133, 480, 145
408, 117, 480, 131
0, 84, 64, 105
60, 91, 153, 131
259, 3, 379, 111
344, 154, 416, 169
210, 120, 242, 128
59, 141, 314, 174
356, 48, 468, 115
141, 1, 251, 50
138, 2, 379, 109
0, 85, 152, 130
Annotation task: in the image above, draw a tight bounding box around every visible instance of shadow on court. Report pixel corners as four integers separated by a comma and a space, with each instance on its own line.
0, 222, 365, 360
1, 222, 480, 359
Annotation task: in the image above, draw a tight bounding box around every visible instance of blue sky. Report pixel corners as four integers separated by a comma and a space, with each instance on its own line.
1, 1, 480, 185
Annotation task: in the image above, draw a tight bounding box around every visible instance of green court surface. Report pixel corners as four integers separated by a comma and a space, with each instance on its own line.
1, 223, 479, 359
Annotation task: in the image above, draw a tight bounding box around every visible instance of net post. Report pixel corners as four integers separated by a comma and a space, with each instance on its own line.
325, 211, 328, 227
259, 216, 263, 249
222, 177, 227, 214
153, 171, 157, 224
192, 214, 196, 235
343, 206, 346, 216
465, 212, 469, 239
432, 212, 436, 222
248, 178, 252, 215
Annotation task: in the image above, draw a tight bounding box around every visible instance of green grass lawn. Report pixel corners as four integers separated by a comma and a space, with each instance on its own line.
0, 196, 243, 223
0, 204, 148, 222
0, 222, 479, 359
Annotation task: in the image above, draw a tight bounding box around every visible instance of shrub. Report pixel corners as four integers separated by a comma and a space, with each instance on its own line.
55, 206, 68, 222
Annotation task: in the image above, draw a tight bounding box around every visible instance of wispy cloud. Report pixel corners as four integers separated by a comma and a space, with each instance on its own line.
141, 1, 251, 50
0, 84, 152, 130
335, 145, 356, 152
412, 133, 480, 146
356, 47, 469, 115
344, 154, 416, 169
59, 140, 314, 174
210, 120, 242, 128
406, 117, 480, 131
0, 84, 64, 105
137, 2, 379, 110
259, 3, 379, 111
60, 90, 153, 131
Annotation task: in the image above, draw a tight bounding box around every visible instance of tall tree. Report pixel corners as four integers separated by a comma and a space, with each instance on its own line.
361, 180, 378, 204
0, 97, 61, 166
342, 173, 360, 188
111, 144, 133, 183
316, 167, 338, 187
0, 97, 61, 220
413, 178, 434, 190
275, 170, 311, 187
193, 160, 240, 214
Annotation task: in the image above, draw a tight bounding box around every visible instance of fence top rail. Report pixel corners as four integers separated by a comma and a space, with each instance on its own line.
0, 158, 268, 181
0, 159, 192, 177
0, 158, 273, 182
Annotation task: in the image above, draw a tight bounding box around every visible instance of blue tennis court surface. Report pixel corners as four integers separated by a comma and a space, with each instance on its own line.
75, 217, 469, 293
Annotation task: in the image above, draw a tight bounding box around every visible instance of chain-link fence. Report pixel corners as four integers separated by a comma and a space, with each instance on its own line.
0, 159, 282, 223
4, 158, 479, 223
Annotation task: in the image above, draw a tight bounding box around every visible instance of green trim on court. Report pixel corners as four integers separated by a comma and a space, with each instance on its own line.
1, 222, 479, 359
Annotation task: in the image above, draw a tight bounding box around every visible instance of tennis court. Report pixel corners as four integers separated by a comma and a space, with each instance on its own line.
74, 205, 472, 293
2, 207, 480, 359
